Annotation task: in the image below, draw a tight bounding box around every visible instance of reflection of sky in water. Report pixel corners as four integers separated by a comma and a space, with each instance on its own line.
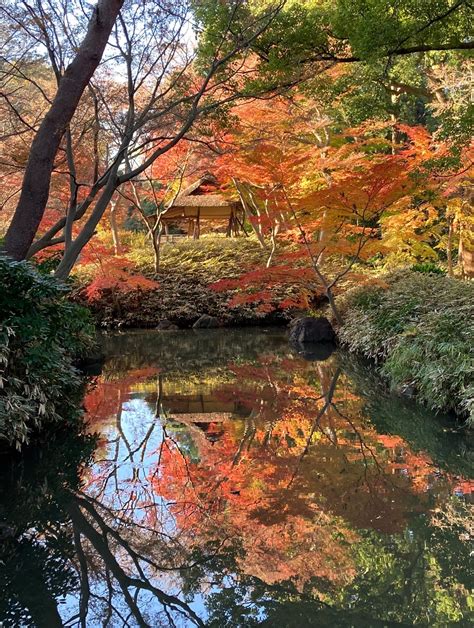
63, 397, 211, 626
88, 396, 182, 537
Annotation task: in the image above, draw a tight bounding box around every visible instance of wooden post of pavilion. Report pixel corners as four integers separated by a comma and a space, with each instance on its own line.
193, 208, 201, 239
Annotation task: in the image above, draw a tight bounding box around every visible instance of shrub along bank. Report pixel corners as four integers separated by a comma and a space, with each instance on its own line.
0, 258, 95, 449
338, 271, 474, 426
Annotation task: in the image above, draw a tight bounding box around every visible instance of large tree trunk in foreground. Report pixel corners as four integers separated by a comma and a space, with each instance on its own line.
3, 0, 124, 261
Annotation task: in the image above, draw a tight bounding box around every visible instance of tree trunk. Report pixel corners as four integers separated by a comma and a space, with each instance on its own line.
459, 237, 474, 278
3, 0, 124, 260
153, 222, 163, 272
447, 218, 454, 277
109, 198, 122, 255
54, 174, 118, 279
232, 179, 267, 249
193, 210, 201, 239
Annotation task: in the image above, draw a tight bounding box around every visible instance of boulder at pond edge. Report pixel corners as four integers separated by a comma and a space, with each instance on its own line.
193, 314, 220, 329
289, 316, 335, 344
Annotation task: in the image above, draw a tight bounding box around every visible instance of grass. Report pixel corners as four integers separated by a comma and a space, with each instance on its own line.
338, 270, 474, 426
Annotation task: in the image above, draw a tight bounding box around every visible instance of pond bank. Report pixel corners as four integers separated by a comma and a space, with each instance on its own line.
338, 271, 474, 428
75, 269, 474, 428
74, 269, 295, 329
71, 237, 324, 329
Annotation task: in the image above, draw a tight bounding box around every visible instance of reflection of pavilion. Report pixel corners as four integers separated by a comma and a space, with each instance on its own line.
152, 374, 251, 439
161, 393, 250, 423
158, 392, 251, 444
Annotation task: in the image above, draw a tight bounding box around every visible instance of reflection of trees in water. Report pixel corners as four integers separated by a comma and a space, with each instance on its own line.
1, 332, 473, 626
338, 351, 474, 479
0, 430, 217, 626
99, 328, 290, 376
0, 428, 94, 627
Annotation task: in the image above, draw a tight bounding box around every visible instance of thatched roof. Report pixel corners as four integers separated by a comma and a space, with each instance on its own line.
172, 194, 235, 208
169, 413, 231, 423
163, 173, 241, 220
177, 173, 217, 198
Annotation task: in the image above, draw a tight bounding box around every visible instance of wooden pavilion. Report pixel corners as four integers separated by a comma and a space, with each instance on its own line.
161, 174, 244, 238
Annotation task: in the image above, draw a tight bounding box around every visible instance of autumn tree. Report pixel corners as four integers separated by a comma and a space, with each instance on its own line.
213, 99, 473, 322
1, 0, 124, 261
0, 0, 289, 278
119, 139, 218, 272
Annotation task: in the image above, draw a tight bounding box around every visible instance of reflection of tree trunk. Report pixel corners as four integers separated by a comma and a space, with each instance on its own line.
318, 363, 337, 444
65, 496, 205, 626
232, 416, 257, 465
155, 373, 164, 418
74, 528, 91, 628
67, 501, 148, 627
287, 367, 341, 487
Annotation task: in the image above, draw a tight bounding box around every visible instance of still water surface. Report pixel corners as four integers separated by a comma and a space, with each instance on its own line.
1, 329, 473, 627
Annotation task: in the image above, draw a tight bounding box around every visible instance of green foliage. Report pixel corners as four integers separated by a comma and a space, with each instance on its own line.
333, 0, 469, 59
338, 271, 474, 424
194, 1, 471, 140
338, 351, 473, 476
334, 504, 474, 626
411, 261, 445, 275
0, 257, 95, 448
32, 251, 63, 275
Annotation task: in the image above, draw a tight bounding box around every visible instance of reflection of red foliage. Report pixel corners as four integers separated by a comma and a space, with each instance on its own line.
153, 429, 357, 587
453, 479, 474, 500
84, 367, 159, 428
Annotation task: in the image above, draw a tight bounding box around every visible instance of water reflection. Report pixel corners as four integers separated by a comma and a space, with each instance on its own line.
0, 329, 472, 627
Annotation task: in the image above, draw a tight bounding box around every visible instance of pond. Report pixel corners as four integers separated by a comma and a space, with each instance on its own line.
1, 329, 473, 627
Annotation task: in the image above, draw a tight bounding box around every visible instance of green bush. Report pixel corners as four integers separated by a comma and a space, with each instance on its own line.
0, 257, 95, 449
338, 270, 474, 425
411, 262, 445, 275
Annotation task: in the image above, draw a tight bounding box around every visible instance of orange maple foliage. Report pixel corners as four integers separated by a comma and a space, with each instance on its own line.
73, 241, 159, 303
212, 100, 469, 313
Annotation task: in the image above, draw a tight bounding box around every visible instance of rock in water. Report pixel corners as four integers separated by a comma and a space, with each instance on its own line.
289, 316, 335, 344
193, 314, 220, 329
156, 319, 179, 330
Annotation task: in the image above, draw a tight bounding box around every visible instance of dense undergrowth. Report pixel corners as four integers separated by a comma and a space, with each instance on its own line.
74, 236, 302, 327
0, 258, 94, 449
127, 233, 267, 281
338, 271, 474, 426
